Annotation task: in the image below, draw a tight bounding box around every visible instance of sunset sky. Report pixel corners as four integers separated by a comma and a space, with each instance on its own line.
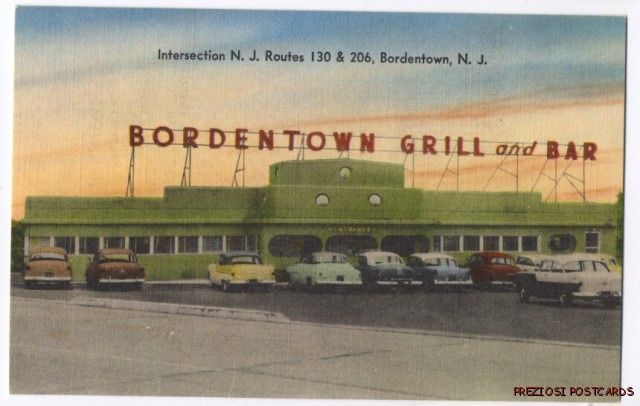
12, 7, 626, 219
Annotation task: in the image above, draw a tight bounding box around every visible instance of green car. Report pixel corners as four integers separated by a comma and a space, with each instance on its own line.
287, 252, 363, 291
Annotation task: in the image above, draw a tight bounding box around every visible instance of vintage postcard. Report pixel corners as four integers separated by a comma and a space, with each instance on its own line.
5, 1, 636, 404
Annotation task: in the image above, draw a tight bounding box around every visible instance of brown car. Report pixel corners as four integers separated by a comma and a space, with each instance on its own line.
85, 248, 145, 290
468, 251, 522, 287
23, 246, 73, 288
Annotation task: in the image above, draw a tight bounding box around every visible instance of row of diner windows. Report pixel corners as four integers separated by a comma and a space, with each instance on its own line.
28, 232, 599, 258
28, 235, 257, 255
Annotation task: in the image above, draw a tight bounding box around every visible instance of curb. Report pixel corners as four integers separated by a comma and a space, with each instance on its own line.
69, 297, 290, 323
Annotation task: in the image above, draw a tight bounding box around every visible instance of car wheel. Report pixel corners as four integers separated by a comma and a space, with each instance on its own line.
221, 280, 231, 293
519, 285, 530, 303
135, 282, 143, 291
306, 277, 317, 293
421, 277, 435, 292
559, 292, 573, 307
24, 281, 33, 289
603, 298, 618, 309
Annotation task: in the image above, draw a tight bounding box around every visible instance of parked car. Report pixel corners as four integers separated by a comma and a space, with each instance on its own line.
577, 253, 621, 273
355, 251, 417, 291
23, 246, 72, 288
518, 254, 622, 308
209, 251, 275, 292
85, 248, 145, 290
468, 251, 522, 288
514, 253, 549, 272
287, 252, 362, 290
407, 253, 469, 287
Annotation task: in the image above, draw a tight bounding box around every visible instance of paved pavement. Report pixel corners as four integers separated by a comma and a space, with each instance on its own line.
10, 296, 621, 400
11, 283, 622, 345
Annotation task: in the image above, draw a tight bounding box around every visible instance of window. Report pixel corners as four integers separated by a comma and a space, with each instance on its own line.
203, 236, 223, 252
339, 167, 352, 179
29, 236, 50, 248
247, 235, 257, 252
154, 236, 174, 254
503, 236, 518, 251
178, 236, 198, 253
316, 194, 329, 206
128, 237, 150, 254
79, 237, 99, 254
549, 234, 577, 253
564, 261, 582, 272
592, 261, 610, 273
433, 236, 442, 252
585, 231, 600, 253
53, 237, 75, 254
443, 235, 460, 251
104, 237, 125, 249
381, 236, 429, 257
517, 256, 535, 267
268, 235, 322, 257
326, 235, 377, 255
463, 236, 480, 251
368, 194, 382, 206
227, 236, 246, 251
483, 236, 499, 251
521, 236, 538, 252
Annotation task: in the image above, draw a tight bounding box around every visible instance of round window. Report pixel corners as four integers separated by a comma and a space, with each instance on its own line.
368, 193, 382, 206
339, 167, 352, 180
316, 194, 329, 206
548, 234, 577, 253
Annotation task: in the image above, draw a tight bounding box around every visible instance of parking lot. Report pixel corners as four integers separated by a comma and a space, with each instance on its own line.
11, 282, 621, 346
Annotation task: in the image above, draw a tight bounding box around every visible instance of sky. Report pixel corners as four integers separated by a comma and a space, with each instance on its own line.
12, 7, 626, 219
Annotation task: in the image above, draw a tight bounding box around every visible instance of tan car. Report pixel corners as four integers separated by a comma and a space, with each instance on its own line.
85, 248, 145, 290
23, 246, 72, 288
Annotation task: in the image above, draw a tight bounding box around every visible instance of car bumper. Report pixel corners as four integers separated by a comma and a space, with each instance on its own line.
573, 291, 622, 300
435, 279, 473, 286
376, 279, 418, 285
226, 279, 276, 285
23, 276, 72, 282
314, 280, 362, 286
98, 278, 145, 284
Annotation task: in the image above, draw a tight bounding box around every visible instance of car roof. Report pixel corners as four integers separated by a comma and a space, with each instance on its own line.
29, 245, 67, 255
541, 253, 609, 264
360, 251, 401, 258
310, 251, 346, 257
515, 253, 548, 261
472, 251, 514, 259
98, 248, 134, 255
410, 252, 454, 260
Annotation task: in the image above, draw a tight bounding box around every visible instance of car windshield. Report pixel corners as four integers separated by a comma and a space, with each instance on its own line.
373, 255, 403, 265
100, 253, 136, 263
540, 260, 563, 272
30, 253, 66, 261
224, 255, 262, 265
517, 257, 535, 266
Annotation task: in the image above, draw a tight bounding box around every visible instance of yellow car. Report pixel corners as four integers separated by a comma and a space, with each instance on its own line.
208, 251, 275, 292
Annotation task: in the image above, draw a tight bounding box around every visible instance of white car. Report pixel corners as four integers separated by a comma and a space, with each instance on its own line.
518, 254, 622, 308
514, 253, 548, 272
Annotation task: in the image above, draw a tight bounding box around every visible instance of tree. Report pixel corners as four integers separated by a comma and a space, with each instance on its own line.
11, 220, 24, 273
615, 192, 623, 264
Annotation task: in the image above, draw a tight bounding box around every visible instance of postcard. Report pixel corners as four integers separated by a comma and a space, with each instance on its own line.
5, 2, 636, 404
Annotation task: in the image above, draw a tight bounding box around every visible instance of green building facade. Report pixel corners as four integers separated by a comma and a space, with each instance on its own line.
23, 159, 617, 281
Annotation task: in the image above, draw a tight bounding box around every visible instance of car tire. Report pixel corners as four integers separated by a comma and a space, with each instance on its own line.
519, 285, 530, 303
559, 292, 573, 307
603, 298, 618, 309
421, 277, 435, 292
221, 280, 231, 293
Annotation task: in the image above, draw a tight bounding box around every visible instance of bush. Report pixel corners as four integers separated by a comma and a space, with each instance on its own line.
11, 220, 24, 273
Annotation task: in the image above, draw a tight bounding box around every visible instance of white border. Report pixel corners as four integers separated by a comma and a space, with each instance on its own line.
1, 2, 638, 406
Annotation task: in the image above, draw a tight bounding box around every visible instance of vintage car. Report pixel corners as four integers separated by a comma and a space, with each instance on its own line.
208, 251, 275, 292
518, 254, 622, 308
514, 253, 549, 272
287, 252, 362, 290
85, 248, 145, 290
468, 251, 522, 287
578, 253, 621, 273
406, 253, 469, 286
355, 251, 418, 291
23, 246, 72, 288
